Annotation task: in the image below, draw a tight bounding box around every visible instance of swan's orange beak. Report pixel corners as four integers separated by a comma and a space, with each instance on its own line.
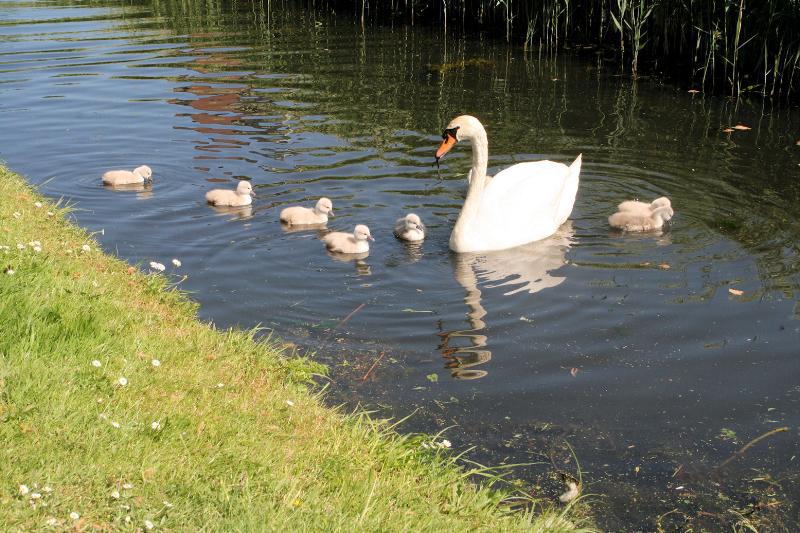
435, 132, 457, 163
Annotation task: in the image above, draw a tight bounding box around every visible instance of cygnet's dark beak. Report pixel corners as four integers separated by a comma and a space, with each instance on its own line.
250, 190, 256, 197
329, 209, 334, 217
368, 235, 375, 241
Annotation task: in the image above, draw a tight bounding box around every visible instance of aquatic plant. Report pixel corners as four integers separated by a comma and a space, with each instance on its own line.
305, 0, 800, 100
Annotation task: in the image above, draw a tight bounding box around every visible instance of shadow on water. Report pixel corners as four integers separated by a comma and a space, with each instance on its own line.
1, 0, 799, 530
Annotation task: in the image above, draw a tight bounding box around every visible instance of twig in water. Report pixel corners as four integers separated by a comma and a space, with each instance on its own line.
335, 302, 366, 330
715, 426, 789, 470
318, 302, 367, 353
361, 351, 386, 381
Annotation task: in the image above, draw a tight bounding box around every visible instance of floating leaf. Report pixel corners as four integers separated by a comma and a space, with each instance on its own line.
658, 263, 671, 270
733, 124, 751, 131
403, 308, 434, 313
570, 367, 579, 378
728, 288, 744, 296
722, 128, 734, 133
687, 89, 700, 94
426, 373, 439, 383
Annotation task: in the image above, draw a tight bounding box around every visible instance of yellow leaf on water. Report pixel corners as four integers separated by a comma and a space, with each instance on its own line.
688, 89, 700, 94
733, 124, 751, 131
722, 128, 734, 133
728, 288, 744, 296
659, 263, 671, 270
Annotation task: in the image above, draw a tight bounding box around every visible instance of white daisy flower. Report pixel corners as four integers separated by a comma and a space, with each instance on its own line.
151, 421, 162, 430
46, 211, 54, 217
45, 517, 58, 526
43, 486, 52, 493
5, 268, 15, 276
440, 439, 452, 449
285, 400, 295, 407
110, 490, 120, 499
144, 520, 154, 530
122, 482, 134, 490
30, 492, 42, 499
34, 202, 42, 208
151, 359, 161, 367
33, 246, 42, 253
117, 376, 128, 386
111, 421, 121, 429
149, 262, 165, 272
216, 383, 224, 388
13, 212, 21, 219
171, 259, 181, 267
17, 243, 25, 250
19, 484, 30, 496
91, 360, 101, 368
81, 245, 91, 252
69, 512, 80, 520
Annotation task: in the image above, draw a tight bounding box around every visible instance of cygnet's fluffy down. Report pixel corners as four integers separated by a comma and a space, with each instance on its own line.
205, 180, 255, 207
102, 165, 152, 186
393, 213, 426, 242
608, 205, 674, 232
280, 197, 334, 225
322, 224, 373, 254
616, 196, 671, 215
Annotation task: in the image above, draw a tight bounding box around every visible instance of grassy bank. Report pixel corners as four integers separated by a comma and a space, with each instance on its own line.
313, 0, 800, 100
0, 164, 590, 531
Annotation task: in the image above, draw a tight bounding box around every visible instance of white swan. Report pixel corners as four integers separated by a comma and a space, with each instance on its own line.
393, 213, 426, 242
608, 204, 674, 232
435, 115, 581, 253
322, 224, 373, 254
279, 197, 334, 226
205, 180, 255, 207
102, 165, 152, 186
617, 196, 671, 215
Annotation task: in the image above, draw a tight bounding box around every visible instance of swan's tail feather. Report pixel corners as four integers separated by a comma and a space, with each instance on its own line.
554, 154, 581, 225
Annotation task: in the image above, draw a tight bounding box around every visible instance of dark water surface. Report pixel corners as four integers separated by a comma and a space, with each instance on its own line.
2, 1, 799, 529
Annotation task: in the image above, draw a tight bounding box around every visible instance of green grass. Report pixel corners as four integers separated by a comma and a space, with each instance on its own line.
0, 164, 592, 531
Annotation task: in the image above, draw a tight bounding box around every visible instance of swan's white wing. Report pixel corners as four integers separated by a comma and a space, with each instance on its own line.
474, 156, 580, 248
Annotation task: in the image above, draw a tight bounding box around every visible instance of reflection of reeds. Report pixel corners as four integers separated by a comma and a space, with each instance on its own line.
306, 0, 800, 100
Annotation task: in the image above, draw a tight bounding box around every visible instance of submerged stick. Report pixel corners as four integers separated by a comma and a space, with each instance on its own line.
335, 302, 366, 330
361, 351, 386, 381
318, 302, 367, 353
715, 426, 789, 470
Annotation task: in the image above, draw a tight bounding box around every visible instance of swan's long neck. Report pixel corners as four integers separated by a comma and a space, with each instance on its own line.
449, 117, 490, 252
467, 127, 489, 190
457, 127, 489, 223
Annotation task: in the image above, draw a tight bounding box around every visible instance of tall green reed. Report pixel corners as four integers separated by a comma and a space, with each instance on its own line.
312, 0, 800, 100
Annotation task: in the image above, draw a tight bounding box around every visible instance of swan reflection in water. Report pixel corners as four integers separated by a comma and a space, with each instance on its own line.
210, 204, 253, 220
327, 250, 372, 276
439, 222, 574, 379
102, 181, 153, 200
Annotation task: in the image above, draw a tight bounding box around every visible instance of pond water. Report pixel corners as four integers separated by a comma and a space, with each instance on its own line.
2, 0, 799, 529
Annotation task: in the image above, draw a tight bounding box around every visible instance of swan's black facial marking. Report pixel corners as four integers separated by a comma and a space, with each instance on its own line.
442, 126, 460, 141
